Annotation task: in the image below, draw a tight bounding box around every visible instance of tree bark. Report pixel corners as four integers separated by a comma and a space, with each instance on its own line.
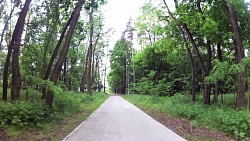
41, 12, 73, 99
166, 0, 210, 104
86, 0, 94, 95
46, 0, 85, 107
80, 47, 89, 92
44, 14, 73, 81
2, 0, 32, 101
204, 40, 212, 105
214, 42, 223, 104
225, 0, 246, 108
163, 0, 197, 101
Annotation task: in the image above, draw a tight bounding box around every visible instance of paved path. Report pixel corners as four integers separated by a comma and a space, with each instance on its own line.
63, 96, 186, 141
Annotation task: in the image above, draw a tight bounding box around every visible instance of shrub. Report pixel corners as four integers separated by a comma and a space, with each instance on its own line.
0, 101, 46, 127
0, 91, 102, 128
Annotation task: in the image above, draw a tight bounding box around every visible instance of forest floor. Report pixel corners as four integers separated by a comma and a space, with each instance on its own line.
137, 105, 237, 141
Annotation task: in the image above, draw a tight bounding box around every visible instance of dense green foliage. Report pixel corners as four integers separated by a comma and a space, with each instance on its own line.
109, 0, 250, 107
125, 94, 250, 139
0, 90, 108, 128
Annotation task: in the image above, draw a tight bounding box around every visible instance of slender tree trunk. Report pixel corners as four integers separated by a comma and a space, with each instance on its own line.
163, 0, 197, 101
46, 0, 85, 107
91, 33, 100, 88
2, 0, 32, 101
44, 14, 73, 81
41, 3, 59, 98
204, 40, 212, 105
182, 24, 206, 76
225, 0, 246, 108
80, 47, 89, 92
214, 42, 223, 104
92, 50, 96, 86
86, 0, 94, 95
179, 28, 196, 102
0, 5, 15, 51
41, 13, 73, 99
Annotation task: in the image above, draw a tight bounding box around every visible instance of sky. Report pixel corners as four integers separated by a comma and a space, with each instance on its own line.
102, 0, 151, 49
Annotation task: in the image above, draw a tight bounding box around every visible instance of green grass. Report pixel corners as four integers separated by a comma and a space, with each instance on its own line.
124, 93, 250, 140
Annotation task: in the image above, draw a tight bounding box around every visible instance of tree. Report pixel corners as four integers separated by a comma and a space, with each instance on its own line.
46, 0, 85, 107
2, 0, 32, 101
224, 0, 246, 108
86, 0, 94, 95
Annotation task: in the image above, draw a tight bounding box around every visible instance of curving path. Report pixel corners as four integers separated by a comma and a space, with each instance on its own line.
62, 95, 186, 141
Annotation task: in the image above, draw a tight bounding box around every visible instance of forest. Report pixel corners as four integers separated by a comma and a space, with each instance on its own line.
0, 0, 110, 140
108, 0, 250, 140
1, 0, 250, 140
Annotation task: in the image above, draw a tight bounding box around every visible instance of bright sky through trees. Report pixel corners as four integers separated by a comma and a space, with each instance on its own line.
102, 0, 250, 49
102, 0, 149, 48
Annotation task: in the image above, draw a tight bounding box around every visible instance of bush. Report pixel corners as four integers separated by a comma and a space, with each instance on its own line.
0, 91, 103, 128
0, 101, 46, 127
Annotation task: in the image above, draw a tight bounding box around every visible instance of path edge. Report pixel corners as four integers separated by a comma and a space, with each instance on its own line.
62, 95, 111, 141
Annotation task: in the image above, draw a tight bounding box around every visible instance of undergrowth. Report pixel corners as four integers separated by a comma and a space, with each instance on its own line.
124, 94, 250, 140
0, 90, 108, 131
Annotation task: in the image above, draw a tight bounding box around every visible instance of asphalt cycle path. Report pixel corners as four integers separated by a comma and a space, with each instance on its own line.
63, 95, 186, 141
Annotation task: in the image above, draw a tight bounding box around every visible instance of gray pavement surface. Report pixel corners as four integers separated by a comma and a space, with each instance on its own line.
62, 95, 186, 141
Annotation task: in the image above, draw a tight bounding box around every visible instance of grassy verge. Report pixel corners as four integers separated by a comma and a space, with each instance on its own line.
123, 94, 250, 140
0, 92, 109, 141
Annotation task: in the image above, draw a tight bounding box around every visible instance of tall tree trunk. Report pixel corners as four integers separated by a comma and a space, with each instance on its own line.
179, 29, 197, 102
225, 0, 246, 108
46, 0, 85, 107
170, 0, 210, 104
182, 24, 206, 76
91, 33, 100, 88
41, 3, 59, 99
163, 0, 197, 101
92, 50, 96, 86
80, 46, 89, 92
197, 1, 212, 105
86, 0, 94, 95
204, 40, 212, 105
2, 0, 32, 101
214, 42, 223, 104
44, 14, 73, 80
41, 13, 73, 99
